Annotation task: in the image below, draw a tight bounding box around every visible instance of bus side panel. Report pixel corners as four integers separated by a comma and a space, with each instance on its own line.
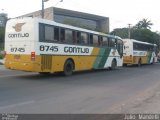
49, 55, 98, 72
93, 47, 111, 69
123, 56, 133, 64
93, 48, 123, 69
39, 47, 99, 72
147, 51, 155, 64
145, 51, 155, 64
39, 47, 123, 73
132, 51, 153, 65
104, 48, 123, 67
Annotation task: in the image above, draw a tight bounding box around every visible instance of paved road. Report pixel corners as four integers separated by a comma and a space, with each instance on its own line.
0, 64, 160, 113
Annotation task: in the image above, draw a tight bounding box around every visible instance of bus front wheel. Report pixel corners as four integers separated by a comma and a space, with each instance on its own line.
63, 59, 74, 76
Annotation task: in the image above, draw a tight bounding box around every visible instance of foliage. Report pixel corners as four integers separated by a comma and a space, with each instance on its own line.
0, 27, 5, 49
110, 18, 160, 49
134, 18, 153, 29
131, 29, 154, 43
0, 27, 5, 42
110, 28, 128, 38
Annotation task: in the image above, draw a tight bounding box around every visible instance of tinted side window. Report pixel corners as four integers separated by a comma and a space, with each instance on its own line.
109, 38, 116, 48
90, 34, 93, 45
93, 35, 98, 46
39, 23, 44, 42
45, 25, 54, 41
81, 32, 89, 45
60, 28, 65, 42
72, 31, 77, 44
133, 42, 138, 50
77, 32, 81, 44
102, 37, 108, 47
54, 27, 59, 42
65, 29, 73, 43
117, 39, 123, 57
98, 36, 103, 46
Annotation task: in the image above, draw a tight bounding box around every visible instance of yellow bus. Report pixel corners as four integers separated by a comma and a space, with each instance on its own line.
123, 39, 157, 66
5, 17, 123, 75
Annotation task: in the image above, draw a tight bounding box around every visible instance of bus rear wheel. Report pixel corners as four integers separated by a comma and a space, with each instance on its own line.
109, 59, 117, 70
123, 64, 127, 67
63, 59, 74, 76
138, 59, 141, 67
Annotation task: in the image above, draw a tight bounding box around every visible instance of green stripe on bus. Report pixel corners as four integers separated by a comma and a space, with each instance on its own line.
93, 48, 111, 69
147, 51, 152, 63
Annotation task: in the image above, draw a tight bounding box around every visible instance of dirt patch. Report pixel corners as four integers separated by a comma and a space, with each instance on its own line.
108, 82, 160, 113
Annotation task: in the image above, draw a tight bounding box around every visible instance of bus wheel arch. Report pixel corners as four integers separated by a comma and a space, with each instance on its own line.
109, 58, 117, 70
63, 58, 75, 76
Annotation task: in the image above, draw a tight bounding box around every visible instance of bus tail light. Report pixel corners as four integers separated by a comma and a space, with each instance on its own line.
31, 52, 36, 61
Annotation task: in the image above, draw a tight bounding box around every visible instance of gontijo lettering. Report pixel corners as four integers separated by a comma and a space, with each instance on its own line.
8, 33, 29, 38
64, 46, 89, 53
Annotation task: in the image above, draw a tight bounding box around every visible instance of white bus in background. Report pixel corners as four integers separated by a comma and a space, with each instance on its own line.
5, 17, 123, 75
123, 39, 157, 66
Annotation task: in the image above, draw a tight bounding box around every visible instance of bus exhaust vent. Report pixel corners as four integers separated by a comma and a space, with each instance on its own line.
41, 55, 52, 71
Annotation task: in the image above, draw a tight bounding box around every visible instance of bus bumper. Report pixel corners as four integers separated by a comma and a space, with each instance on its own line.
5, 61, 41, 72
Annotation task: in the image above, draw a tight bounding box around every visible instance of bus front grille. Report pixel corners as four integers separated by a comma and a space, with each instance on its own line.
41, 55, 52, 71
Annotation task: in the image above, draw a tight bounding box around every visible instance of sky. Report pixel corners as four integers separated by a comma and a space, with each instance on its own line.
0, 0, 160, 32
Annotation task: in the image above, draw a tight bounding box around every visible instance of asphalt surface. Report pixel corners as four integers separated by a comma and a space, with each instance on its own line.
0, 63, 160, 113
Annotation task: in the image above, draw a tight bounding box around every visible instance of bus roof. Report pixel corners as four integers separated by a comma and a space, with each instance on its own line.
9, 17, 122, 40
123, 39, 155, 46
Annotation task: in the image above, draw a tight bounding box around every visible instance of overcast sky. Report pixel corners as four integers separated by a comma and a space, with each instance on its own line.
1, 0, 160, 32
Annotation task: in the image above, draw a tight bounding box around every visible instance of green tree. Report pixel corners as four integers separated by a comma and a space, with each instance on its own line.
135, 18, 153, 29
0, 27, 5, 48
111, 27, 159, 43
110, 27, 160, 50
110, 28, 129, 38
131, 29, 155, 43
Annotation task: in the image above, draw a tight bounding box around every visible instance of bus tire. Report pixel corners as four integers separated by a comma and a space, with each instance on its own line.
109, 59, 117, 70
138, 59, 141, 67
123, 64, 127, 67
63, 59, 74, 76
